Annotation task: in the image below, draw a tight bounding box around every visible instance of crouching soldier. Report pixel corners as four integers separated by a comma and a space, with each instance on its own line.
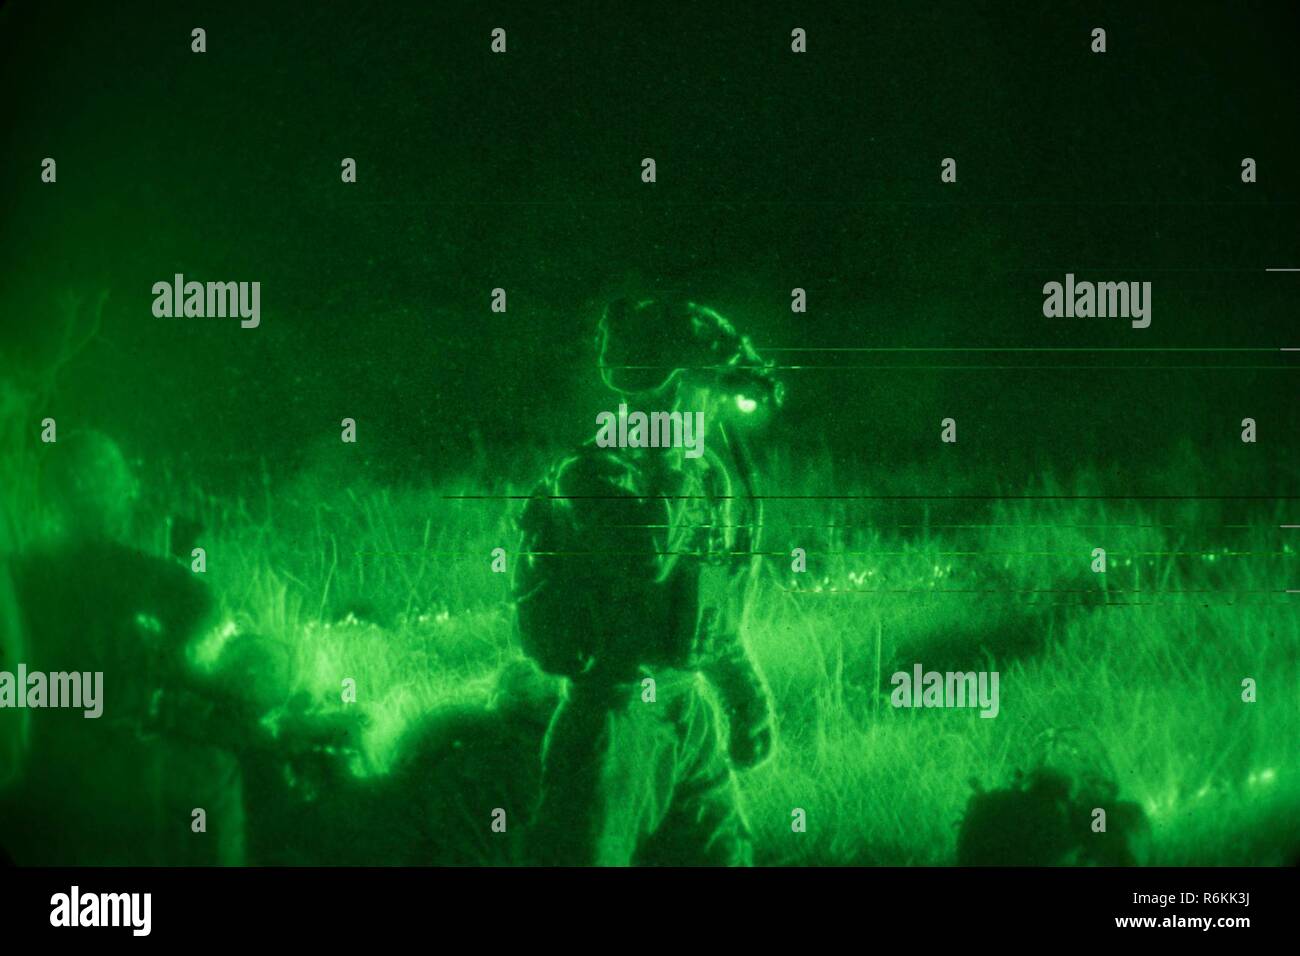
0, 430, 226, 865
514, 297, 782, 866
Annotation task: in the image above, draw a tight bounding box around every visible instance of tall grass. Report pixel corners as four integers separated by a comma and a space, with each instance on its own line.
151, 446, 1298, 865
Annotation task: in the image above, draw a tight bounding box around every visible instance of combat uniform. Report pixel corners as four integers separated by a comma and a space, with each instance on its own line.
514, 435, 774, 865
0, 539, 220, 865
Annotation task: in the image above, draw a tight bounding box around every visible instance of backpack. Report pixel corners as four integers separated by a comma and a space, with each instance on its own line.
512, 445, 699, 680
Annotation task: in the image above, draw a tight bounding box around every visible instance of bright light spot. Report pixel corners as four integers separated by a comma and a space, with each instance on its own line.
189, 618, 239, 670
1143, 788, 1180, 819
1248, 767, 1277, 787
735, 394, 757, 414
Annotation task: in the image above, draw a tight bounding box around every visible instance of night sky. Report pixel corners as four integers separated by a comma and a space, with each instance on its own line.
2, 0, 1297, 492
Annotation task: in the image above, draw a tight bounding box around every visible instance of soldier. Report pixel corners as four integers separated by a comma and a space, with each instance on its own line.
514, 297, 782, 865
0, 430, 223, 864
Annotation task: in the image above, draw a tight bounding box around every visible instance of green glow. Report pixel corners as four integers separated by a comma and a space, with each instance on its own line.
0, 0, 1296, 871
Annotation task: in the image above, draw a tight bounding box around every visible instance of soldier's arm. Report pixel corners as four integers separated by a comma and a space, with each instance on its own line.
703, 628, 776, 770
695, 452, 777, 770
696, 549, 775, 770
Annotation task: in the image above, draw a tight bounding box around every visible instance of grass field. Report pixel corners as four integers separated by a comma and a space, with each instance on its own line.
146, 441, 1300, 867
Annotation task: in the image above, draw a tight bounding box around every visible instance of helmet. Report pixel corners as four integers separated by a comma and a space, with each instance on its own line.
595, 297, 784, 412
40, 430, 139, 540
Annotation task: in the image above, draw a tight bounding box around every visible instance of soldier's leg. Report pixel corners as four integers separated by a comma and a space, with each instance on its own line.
531, 681, 677, 866
216, 755, 247, 866
531, 684, 615, 865
636, 675, 754, 866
